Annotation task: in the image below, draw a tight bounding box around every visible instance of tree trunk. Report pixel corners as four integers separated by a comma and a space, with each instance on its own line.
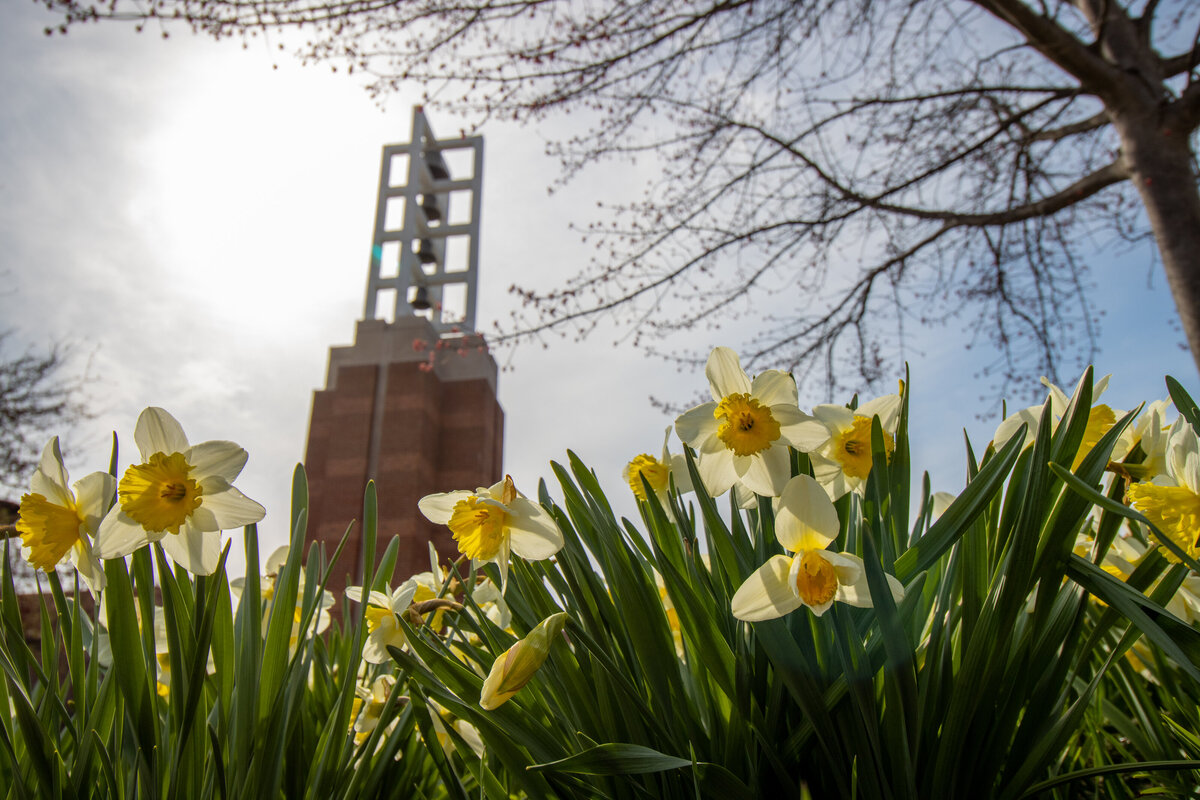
1111, 110, 1200, 377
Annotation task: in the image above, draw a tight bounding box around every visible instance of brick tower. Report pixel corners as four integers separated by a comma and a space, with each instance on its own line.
303, 109, 502, 593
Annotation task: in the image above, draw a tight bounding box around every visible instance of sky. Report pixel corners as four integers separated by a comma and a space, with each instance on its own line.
2, 0, 1198, 577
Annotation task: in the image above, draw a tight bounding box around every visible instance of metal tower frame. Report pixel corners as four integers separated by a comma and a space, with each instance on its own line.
362, 107, 484, 335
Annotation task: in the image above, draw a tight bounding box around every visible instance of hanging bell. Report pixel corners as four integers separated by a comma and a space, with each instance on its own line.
420, 193, 442, 222
416, 238, 439, 264
427, 155, 450, 181
410, 285, 432, 311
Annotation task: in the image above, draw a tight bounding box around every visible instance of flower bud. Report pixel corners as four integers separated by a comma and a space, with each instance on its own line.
479, 612, 568, 710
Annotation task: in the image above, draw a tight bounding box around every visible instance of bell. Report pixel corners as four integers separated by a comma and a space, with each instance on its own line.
410, 285, 432, 311
427, 156, 450, 181
416, 238, 439, 264
420, 193, 442, 222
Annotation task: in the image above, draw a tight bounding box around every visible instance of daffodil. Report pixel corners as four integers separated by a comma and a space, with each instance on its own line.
1126, 400, 1178, 480
674, 347, 811, 498
351, 674, 398, 746
346, 580, 419, 664
418, 475, 563, 590
731, 475, 903, 619
623, 427, 693, 504
15, 436, 114, 595
992, 374, 1135, 468
479, 611, 568, 710
428, 700, 486, 758
791, 393, 901, 500
232, 546, 334, 651
1127, 423, 1200, 564
94, 407, 265, 575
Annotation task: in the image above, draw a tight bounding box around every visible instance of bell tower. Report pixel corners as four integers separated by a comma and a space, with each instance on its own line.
303, 108, 502, 593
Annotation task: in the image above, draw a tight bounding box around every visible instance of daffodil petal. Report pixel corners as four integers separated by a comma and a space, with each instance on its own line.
365, 589, 393, 608
751, 370, 798, 407
186, 504, 222, 533
992, 406, 1040, 450
186, 440, 249, 483
418, 491, 473, 524
837, 569, 904, 609
705, 347, 752, 400
345, 586, 366, 604
772, 405, 813, 444
667, 454, 694, 493
264, 545, 290, 575
697, 451, 738, 496
73, 471, 116, 532
856, 394, 902, 431
810, 453, 853, 500
94, 509, 155, 558
70, 536, 105, 594
790, 417, 836, 452
363, 623, 405, 664
731, 555, 804, 622
506, 498, 564, 560
823, 550, 865, 585
675, 403, 718, 448
775, 475, 840, 552
198, 483, 266, 529
740, 445, 791, 497
160, 528, 223, 576
135, 407, 190, 459
31, 437, 72, 505
392, 581, 419, 608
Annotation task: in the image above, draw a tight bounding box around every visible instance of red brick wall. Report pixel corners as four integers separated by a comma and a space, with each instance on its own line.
304, 335, 503, 595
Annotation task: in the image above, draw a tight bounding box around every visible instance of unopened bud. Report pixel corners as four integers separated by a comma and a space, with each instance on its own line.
479, 612, 568, 710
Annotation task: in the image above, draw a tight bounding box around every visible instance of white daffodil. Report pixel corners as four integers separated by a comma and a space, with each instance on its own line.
346, 580, 419, 664
731, 475, 904, 619
94, 407, 265, 575
16, 436, 114, 595
623, 427, 694, 504
674, 347, 811, 499
992, 374, 1136, 468
418, 475, 563, 590
931, 491, 957, 521
351, 674, 398, 746
428, 699, 486, 758
471, 578, 512, 631
791, 393, 902, 500
1129, 400, 1178, 480
1127, 422, 1200, 564
232, 546, 334, 651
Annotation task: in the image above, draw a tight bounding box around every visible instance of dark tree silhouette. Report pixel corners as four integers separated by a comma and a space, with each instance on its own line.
0, 331, 92, 494
36, 0, 1200, 392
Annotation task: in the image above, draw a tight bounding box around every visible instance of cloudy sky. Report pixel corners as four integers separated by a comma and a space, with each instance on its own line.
3, 0, 1197, 575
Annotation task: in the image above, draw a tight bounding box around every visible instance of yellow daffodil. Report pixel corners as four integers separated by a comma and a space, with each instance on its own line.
479, 611, 568, 710
16, 436, 114, 595
731, 475, 904, 619
791, 393, 902, 499
346, 580, 419, 664
418, 475, 563, 590
623, 427, 693, 504
1127, 423, 1200, 564
992, 374, 1135, 468
674, 347, 811, 498
94, 407, 265, 575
